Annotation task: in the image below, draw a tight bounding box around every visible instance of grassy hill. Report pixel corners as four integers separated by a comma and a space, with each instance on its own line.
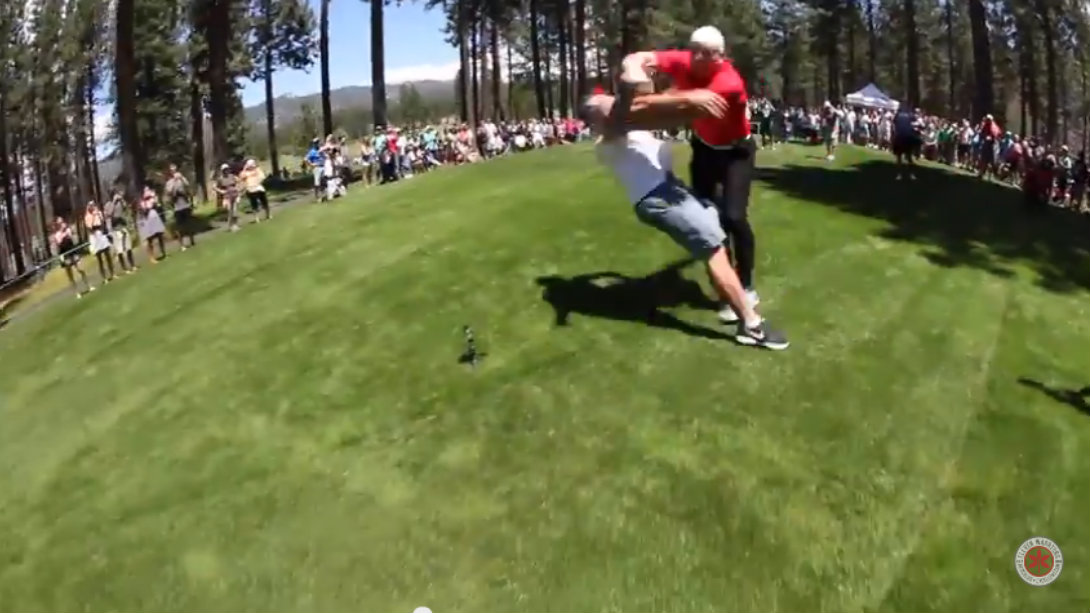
0, 144, 1088, 611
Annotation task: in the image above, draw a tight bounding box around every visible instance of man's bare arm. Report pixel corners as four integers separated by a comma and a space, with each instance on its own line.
625, 90, 725, 130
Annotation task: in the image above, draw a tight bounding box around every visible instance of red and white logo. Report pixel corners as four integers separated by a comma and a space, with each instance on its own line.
1015, 537, 1063, 586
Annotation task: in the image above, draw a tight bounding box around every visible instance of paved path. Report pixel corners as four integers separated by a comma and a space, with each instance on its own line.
1, 189, 318, 329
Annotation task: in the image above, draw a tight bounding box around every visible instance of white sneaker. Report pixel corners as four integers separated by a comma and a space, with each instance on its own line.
717, 290, 761, 324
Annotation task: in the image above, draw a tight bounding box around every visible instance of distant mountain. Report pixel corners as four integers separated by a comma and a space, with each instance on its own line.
243, 80, 457, 125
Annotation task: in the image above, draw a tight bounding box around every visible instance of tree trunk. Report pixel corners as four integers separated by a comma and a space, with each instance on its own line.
13, 151, 38, 262
826, 0, 841, 102
207, 0, 233, 165
320, 0, 333, 135
1082, 62, 1088, 151
189, 71, 208, 203
470, 15, 480, 126
1033, 0, 1057, 142
490, 17, 503, 120
1023, 18, 1039, 136
34, 158, 49, 255
944, 0, 955, 115
556, 0, 570, 117
71, 75, 93, 208
13, 153, 36, 263
506, 38, 514, 118
1060, 65, 1067, 141
85, 70, 103, 205
574, 0, 587, 101
0, 92, 25, 276
529, 0, 546, 118
566, 10, 575, 109
595, 33, 604, 85
865, 0, 876, 82
371, 0, 388, 128
905, 0, 920, 108
544, 32, 554, 117
456, 0, 469, 122
782, 52, 793, 105
115, 0, 143, 202
847, 0, 857, 89
262, 0, 280, 176
1020, 61, 1028, 135
968, 0, 994, 121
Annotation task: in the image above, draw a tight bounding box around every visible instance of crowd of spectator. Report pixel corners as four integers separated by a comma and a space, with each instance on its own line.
41, 99, 1088, 303
749, 97, 1090, 213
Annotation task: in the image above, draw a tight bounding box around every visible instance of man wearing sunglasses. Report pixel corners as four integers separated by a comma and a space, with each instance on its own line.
620, 26, 761, 326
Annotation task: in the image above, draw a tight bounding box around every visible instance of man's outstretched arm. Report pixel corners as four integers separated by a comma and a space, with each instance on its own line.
602, 58, 727, 135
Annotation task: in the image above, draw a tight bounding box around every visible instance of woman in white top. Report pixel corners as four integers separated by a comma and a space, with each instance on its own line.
579, 66, 788, 350
137, 186, 168, 262
84, 202, 115, 283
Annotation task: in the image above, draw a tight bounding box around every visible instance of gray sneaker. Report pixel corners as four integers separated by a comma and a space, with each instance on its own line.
735, 320, 790, 351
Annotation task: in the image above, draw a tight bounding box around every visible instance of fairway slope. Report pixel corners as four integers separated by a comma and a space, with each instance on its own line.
1, 144, 1087, 612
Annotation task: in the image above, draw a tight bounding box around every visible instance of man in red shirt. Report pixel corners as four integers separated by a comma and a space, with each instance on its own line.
621, 26, 761, 324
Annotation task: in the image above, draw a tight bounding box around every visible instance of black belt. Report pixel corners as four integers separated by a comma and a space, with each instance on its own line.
694, 134, 753, 150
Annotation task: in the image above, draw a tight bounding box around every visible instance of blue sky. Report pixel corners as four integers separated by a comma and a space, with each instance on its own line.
239, 0, 461, 107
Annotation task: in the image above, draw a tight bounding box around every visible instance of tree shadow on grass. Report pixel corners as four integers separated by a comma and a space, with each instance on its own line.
1017, 378, 1090, 417
535, 258, 730, 341
756, 159, 1090, 294
0, 294, 25, 319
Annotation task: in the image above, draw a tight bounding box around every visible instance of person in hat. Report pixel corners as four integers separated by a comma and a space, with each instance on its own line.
239, 159, 270, 222
212, 163, 241, 232
305, 138, 325, 200
576, 58, 789, 350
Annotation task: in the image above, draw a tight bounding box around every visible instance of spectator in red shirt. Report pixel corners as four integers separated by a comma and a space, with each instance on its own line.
1023, 155, 1054, 210
621, 25, 761, 324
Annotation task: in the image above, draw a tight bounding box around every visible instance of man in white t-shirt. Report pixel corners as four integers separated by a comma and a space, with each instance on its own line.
578, 71, 789, 350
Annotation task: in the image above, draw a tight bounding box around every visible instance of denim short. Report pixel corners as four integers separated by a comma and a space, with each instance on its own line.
634, 176, 726, 259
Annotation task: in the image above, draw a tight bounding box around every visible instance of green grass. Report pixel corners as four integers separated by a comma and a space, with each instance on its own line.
1, 143, 1088, 612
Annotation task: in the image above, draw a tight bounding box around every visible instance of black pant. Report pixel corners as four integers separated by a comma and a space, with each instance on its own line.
247, 191, 269, 213
689, 137, 757, 289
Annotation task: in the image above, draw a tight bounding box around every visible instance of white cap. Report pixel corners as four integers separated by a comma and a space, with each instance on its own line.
689, 26, 725, 52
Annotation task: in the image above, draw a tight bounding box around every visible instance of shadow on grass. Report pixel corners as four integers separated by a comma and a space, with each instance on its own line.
0, 294, 25, 319
1017, 378, 1090, 417
535, 258, 729, 341
757, 159, 1090, 294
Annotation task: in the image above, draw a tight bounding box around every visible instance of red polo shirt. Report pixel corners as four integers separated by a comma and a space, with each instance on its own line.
655, 49, 750, 147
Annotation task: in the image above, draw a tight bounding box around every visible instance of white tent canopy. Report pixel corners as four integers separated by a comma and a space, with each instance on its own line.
844, 83, 900, 111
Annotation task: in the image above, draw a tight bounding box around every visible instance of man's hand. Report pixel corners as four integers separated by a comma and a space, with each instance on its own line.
620, 56, 652, 86
683, 89, 730, 118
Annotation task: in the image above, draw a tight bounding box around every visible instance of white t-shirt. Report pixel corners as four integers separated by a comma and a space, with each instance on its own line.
596, 131, 672, 204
